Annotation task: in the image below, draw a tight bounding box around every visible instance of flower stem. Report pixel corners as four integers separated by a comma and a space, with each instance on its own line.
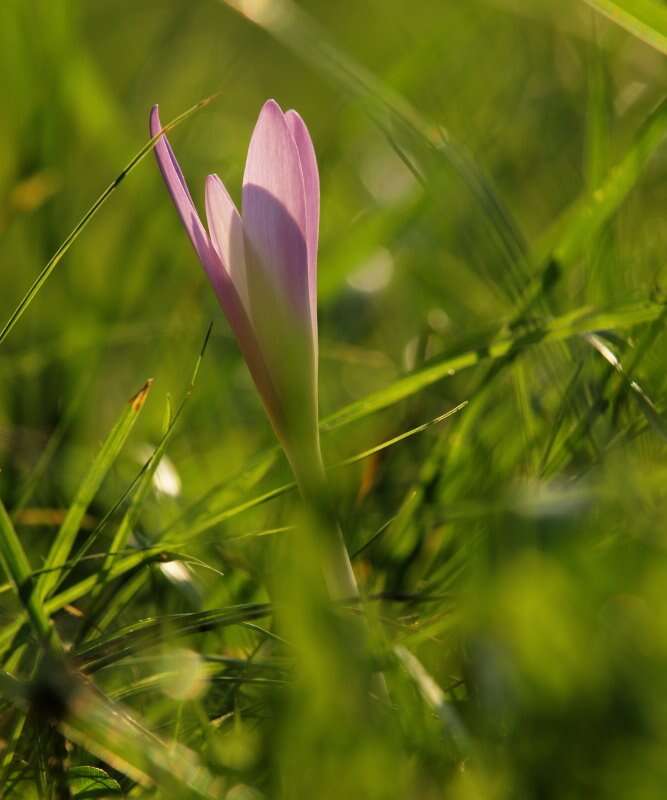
290, 440, 359, 600
289, 439, 389, 700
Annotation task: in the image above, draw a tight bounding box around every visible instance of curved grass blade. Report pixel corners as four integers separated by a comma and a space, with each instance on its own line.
332, 402, 468, 468
583, 0, 667, 55
220, 0, 532, 296
76, 605, 271, 672
0, 93, 220, 347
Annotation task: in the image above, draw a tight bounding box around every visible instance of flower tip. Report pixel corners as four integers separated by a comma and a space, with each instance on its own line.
149, 104, 162, 136
204, 173, 224, 196
258, 98, 284, 118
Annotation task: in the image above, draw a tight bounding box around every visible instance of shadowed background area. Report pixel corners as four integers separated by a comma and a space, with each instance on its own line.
1, 0, 667, 797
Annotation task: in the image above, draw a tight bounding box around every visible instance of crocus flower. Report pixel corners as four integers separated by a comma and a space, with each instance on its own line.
150, 100, 320, 479
150, 100, 364, 606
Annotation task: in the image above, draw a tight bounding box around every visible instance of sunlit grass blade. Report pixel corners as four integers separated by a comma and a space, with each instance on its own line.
0, 93, 220, 347
394, 644, 471, 753
36, 379, 152, 601
159, 299, 663, 545
322, 301, 665, 431
332, 402, 469, 468
583, 0, 667, 55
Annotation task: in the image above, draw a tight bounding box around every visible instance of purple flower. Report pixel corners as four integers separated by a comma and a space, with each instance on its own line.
150, 100, 320, 472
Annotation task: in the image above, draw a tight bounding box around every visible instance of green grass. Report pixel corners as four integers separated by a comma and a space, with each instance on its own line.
1, 0, 667, 797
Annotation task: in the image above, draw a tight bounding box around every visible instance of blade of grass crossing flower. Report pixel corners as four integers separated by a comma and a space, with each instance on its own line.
583, 0, 667, 55
0, 93, 221, 347
36, 379, 152, 601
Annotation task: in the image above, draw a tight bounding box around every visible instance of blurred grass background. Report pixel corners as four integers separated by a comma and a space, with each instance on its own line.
1, 0, 667, 797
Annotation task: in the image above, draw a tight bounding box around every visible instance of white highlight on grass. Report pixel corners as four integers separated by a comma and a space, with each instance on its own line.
395, 645, 470, 752
135, 444, 182, 497
160, 560, 191, 584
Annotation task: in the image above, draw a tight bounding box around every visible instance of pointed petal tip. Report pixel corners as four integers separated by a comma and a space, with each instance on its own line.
257, 98, 285, 121
205, 173, 238, 209
149, 104, 162, 135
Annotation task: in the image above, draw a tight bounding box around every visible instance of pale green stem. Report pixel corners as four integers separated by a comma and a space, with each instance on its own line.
288, 438, 359, 600
288, 436, 389, 700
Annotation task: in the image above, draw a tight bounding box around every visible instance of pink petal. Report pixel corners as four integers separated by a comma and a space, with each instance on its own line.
150, 106, 282, 435
242, 99, 310, 330
149, 105, 222, 293
285, 109, 319, 340
205, 174, 250, 317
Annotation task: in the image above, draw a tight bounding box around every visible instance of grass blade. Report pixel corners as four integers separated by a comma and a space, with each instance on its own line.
583, 0, 667, 55
545, 96, 667, 270
36, 380, 152, 601
75, 605, 271, 672
0, 93, 220, 347
322, 301, 665, 431
220, 0, 532, 295
0, 500, 54, 645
